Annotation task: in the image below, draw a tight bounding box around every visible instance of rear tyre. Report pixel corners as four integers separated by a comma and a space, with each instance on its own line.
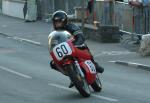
91, 74, 102, 92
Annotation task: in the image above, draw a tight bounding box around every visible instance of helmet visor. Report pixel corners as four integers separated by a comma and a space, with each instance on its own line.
54, 20, 63, 28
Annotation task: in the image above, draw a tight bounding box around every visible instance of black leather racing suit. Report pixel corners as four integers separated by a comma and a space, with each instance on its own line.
64, 23, 85, 45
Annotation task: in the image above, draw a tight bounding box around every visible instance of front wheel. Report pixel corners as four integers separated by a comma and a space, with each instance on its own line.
91, 74, 102, 92
67, 63, 91, 97
76, 78, 91, 97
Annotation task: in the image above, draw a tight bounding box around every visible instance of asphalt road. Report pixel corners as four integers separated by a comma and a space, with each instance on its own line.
0, 36, 150, 103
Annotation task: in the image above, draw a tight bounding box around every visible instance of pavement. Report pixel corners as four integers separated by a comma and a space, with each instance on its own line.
0, 14, 150, 71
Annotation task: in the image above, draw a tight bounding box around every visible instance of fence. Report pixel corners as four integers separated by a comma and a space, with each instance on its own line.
95, 1, 150, 34
95, 1, 114, 25
38, 0, 83, 19
39, 0, 150, 34
114, 2, 133, 33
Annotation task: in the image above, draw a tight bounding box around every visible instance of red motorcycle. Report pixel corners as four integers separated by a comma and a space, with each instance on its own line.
48, 30, 102, 97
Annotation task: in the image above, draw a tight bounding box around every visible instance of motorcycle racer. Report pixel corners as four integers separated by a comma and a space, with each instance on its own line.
49, 10, 104, 87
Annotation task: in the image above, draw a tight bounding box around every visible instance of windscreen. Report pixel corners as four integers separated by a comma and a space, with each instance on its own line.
48, 31, 72, 52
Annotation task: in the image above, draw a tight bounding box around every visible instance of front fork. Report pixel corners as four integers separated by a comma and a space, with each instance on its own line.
64, 59, 85, 83
63, 56, 84, 77
74, 61, 85, 78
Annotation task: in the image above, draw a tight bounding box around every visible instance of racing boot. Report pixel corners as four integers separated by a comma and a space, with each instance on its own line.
94, 62, 104, 73
92, 60, 104, 73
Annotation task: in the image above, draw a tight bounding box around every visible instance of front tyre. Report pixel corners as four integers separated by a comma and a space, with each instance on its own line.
91, 74, 102, 92
67, 63, 91, 97
76, 78, 90, 97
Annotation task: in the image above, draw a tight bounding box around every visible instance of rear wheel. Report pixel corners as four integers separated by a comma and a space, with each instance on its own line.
67, 63, 91, 97
91, 74, 102, 92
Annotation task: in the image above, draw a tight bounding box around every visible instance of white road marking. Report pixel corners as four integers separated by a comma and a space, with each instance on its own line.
109, 61, 150, 69
0, 66, 32, 79
6, 36, 41, 46
94, 51, 134, 57
109, 60, 140, 67
48, 83, 118, 102
13, 37, 41, 46
109, 61, 116, 63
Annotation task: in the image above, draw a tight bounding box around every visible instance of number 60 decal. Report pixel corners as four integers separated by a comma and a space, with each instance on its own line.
53, 42, 72, 60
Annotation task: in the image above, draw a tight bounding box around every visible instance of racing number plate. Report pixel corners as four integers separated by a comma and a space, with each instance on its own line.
85, 60, 96, 74
53, 42, 72, 61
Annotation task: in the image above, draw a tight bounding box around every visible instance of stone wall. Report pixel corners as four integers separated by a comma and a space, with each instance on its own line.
82, 24, 121, 43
